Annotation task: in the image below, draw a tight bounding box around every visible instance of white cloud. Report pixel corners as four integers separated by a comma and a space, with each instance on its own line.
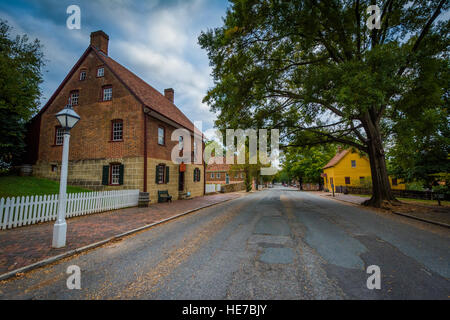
0, 0, 227, 131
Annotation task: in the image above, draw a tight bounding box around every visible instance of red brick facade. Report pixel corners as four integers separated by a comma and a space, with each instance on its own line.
205, 157, 245, 184
27, 31, 204, 200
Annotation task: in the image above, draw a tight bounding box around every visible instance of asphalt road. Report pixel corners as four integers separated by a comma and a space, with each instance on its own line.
0, 187, 449, 299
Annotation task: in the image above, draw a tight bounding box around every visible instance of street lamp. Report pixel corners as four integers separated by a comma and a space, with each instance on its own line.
52, 101, 80, 248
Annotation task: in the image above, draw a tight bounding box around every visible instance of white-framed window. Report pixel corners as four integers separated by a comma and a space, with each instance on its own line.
70, 91, 79, 106
351, 160, 356, 168
111, 164, 120, 185
103, 87, 112, 101
79, 70, 86, 81
179, 136, 183, 150
235, 173, 239, 178
240, 173, 244, 178
55, 127, 64, 145
210, 173, 214, 179
97, 67, 104, 77
112, 120, 123, 141
216, 173, 220, 179
158, 127, 165, 145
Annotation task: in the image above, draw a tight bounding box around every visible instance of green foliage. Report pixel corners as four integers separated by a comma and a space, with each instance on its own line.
281, 145, 337, 184
0, 20, 44, 165
358, 176, 373, 189
405, 181, 426, 191
432, 184, 449, 196
387, 106, 449, 187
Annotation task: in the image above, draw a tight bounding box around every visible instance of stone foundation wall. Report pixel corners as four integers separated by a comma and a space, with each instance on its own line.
33, 157, 205, 203
146, 159, 205, 203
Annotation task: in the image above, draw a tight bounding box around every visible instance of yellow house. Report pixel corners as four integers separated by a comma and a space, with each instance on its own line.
322, 148, 405, 191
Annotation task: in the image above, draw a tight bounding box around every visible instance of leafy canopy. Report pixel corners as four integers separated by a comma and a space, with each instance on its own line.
199, 0, 449, 152
0, 20, 44, 166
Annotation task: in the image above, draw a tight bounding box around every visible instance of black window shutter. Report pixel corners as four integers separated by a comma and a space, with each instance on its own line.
165, 166, 170, 183
102, 166, 109, 185
119, 165, 124, 185
155, 165, 159, 184
198, 168, 201, 182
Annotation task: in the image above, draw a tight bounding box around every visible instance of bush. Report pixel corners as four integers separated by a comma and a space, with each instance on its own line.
406, 181, 426, 191
432, 184, 449, 196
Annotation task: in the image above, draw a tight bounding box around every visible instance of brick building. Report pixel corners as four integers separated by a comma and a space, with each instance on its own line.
206, 157, 245, 185
26, 31, 205, 203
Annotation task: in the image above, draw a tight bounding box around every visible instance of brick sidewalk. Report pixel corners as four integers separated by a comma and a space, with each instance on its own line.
0, 192, 243, 276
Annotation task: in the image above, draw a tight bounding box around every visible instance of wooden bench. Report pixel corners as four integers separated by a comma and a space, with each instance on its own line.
158, 190, 172, 203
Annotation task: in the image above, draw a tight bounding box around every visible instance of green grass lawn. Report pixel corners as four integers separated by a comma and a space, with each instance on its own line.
350, 193, 450, 206
0, 175, 91, 198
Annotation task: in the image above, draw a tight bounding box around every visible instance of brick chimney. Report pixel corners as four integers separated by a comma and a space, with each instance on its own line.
164, 88, 174, 103
90, 30, 109, 55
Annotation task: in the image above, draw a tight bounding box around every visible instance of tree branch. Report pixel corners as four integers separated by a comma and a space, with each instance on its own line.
412, 0, 446, 53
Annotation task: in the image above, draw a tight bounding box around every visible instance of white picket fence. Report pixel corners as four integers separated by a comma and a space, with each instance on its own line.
0, 189, 140, 230
205, 184, 221, 193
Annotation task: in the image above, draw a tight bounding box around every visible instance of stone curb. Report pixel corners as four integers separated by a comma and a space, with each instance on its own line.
390, 211, 450, 229
317, 193, 450, 229
0, 194, 243, 282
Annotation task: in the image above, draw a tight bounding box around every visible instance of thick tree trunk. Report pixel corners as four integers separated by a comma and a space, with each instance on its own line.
362, 113, 396, 207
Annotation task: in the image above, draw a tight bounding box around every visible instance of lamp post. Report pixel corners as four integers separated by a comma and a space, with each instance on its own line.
52, 101, 80, 248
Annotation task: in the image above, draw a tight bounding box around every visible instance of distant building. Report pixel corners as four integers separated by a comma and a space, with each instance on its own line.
322, 148, 405, 191
206, 157, 245, 185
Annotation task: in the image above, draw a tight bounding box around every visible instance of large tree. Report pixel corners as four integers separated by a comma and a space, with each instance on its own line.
0, 20, 44, 167
282, 144, 337, 188
199, 0, 448, 207
387, 105, 449, 188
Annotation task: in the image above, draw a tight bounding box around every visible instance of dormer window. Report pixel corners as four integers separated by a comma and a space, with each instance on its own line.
79, 70, 86, 81
351, 160, 356, 168
97, 67, 104, 77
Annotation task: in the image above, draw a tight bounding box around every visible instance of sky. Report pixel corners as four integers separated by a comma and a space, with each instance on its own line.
0, 0, 230, 132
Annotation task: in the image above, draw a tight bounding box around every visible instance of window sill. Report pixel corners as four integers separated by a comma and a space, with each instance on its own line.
51, 144, 63, 147
109, 140, 123, 143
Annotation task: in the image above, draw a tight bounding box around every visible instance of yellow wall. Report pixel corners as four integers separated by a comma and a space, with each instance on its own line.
323, 151, 405, 191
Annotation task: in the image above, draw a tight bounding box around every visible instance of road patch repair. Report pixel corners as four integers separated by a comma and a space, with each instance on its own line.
253, 206, 294, 265
0, 192, 244, 281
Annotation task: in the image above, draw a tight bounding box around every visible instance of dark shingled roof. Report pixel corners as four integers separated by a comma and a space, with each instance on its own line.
35, 45, 198, 134
92, 47, 197, 132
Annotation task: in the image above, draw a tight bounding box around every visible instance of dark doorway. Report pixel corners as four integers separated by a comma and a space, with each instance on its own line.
179, 171, 185, 191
